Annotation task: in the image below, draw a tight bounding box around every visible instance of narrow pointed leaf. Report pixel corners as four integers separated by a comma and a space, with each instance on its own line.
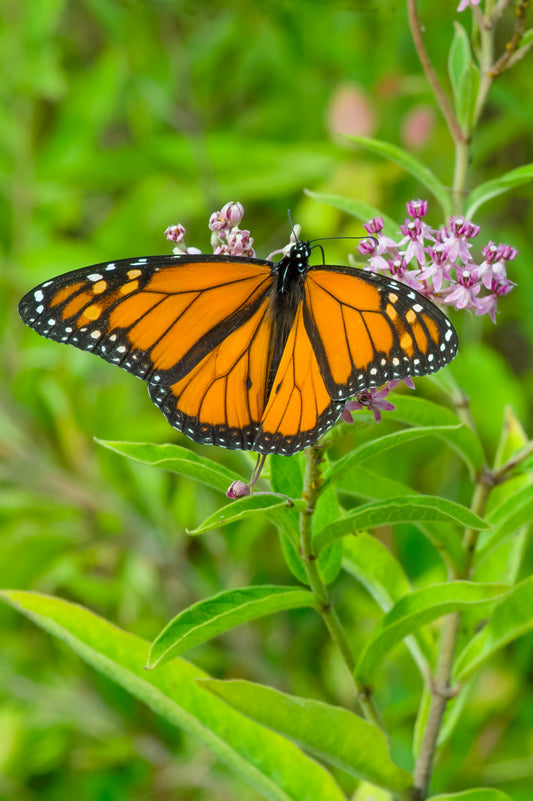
344, 135, 451, 215
338, 465, 416, 501
454, 576, 533, 681
304, 189, 400, 234
324, 424, 464, 489
386, 396, 485, 477
188, 495, 304, 535
0, 591, 346, 801
355, 582, 508, 687
428, 790, 514, 801
201, 678, 413, 794
314, 496, 490, 553
354, 783, 393, 801
465, 164, 533, 218
97, 439, 239, 492
343, 535, 435, 674
448, 22, 477, 132
147, 586, 317, 669
477, 484, 533, 562
448, 23, 471, 101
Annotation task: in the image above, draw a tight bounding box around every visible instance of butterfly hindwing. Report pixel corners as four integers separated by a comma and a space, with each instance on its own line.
253, 304, 346, 454
148, 293, 275, 450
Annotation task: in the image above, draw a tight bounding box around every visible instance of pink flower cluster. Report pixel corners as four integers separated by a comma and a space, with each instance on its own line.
166, 202, 256, 258
358, 200, 516, 324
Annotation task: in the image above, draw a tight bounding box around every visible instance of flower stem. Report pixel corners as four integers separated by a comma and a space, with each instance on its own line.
412, 611, 461, 799
412, 468, 493, 799
452, 137, 470, 215
406, 0, 464, 144
300, 445, 383, 729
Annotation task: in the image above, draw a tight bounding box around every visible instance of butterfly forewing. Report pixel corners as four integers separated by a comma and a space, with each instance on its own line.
18, 255, 274, 382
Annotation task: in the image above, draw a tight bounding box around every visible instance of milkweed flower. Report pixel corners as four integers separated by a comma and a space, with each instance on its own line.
457, 0, 481, 11
358, 200, 517, 324
342, 386, 396, 424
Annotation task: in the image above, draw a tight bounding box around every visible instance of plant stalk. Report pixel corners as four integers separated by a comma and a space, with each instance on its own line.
412, 469, 493, 799
300, 445, 383, 729
406, 0, 464, 144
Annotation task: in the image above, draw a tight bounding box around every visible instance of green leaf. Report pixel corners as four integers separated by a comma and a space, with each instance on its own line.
304, 189, 400, 235
270, 454, 342, 585
493, 406, 530, 470
201, 678, 413, 794
465, 164, 533, 218
386, 396, 485, 477
312, 482, 344, 584
277, 528, 309, 584
268, 454, 310, 580
269, 454, 303, 498
343, 535, 435, 674
338, 465, 417, 501
96, 439, 240, 492
314, 496, 490, 553
448, 23, 478, 133
324, 424, 466, 490
518, 28, 533, 50
343, 135, 451, 216
476, 483, 533, 563
187, 495, 304, 535
0, 591, 346, 801
428, 790, 514, 801
147, 586, 317, 669
448, 24, 471, 100
354, 581, 508, 687
353, 783, 393, 801
454, 576, 533, 681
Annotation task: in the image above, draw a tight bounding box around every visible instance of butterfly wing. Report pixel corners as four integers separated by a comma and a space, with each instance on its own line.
302, 265, 458, 398
18, 254, 276, 449
252, 302, 346, 454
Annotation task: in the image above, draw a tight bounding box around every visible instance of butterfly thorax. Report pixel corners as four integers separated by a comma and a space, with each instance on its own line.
265, 241, 311, 394
275, 240, 312, 295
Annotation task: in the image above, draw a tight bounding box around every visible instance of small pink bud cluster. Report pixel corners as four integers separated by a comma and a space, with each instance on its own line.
164, 223, 202, 256
209, 202, 256, 257
358, 200, 517, 324
165, 202, 256, 258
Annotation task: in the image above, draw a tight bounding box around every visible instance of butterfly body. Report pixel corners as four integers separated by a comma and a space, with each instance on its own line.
19, 242, 458, 455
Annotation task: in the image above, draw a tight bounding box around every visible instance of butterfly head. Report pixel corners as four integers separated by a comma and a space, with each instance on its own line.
288, 239, 312, 274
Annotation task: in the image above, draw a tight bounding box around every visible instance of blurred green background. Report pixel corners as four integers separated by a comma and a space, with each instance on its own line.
2, 1, 532, 799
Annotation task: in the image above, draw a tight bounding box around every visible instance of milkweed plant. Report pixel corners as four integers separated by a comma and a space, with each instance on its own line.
4, 3, 533, 801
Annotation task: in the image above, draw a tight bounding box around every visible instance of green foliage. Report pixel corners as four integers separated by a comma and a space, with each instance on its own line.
1, 591, 346, 801
3, 1, 533, 801
201, 678, 414, 792
147, 586, 318, 668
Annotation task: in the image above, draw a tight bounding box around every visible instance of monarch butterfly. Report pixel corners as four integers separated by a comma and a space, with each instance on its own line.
18, 238, 458, 455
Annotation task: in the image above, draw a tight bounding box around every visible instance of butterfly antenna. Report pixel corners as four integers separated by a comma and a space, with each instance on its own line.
308, 234, 377, 246
287, 209, 298, 242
